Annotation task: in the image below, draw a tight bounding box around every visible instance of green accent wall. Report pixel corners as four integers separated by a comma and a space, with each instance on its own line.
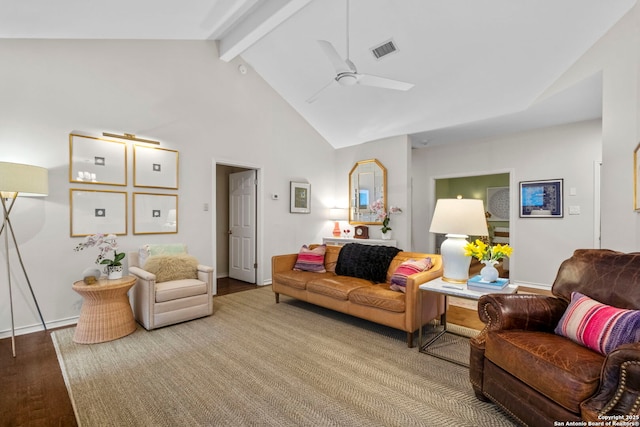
435, 173, 510, 238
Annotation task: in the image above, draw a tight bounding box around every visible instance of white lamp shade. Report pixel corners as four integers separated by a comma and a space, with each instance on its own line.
429, 198, 488, 283
429, 199, 488, 236
0, 162, 48, 197
329, 207, 348, 221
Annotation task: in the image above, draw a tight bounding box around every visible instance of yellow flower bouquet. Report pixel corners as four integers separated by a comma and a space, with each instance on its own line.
464, 239, 513, 262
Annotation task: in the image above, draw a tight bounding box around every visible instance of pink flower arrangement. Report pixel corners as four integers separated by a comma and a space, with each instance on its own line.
73, 233, 125, 267
370, 199, 402, 234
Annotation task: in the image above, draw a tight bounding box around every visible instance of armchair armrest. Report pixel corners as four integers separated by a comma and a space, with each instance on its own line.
475, 293, 567, 338
129, 265, 156, 282
582, 342, 640, 420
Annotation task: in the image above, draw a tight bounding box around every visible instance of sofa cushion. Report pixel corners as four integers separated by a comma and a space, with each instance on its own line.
155, 278, 207, 303
293, 244, 326, 273
272, 271, 334, 290
144, 254, 198, 283
486, 330, 603, 413
349, 284, 406, 313
389, 258, 432, 292
554, 292, 640, 355
307, 276, 372, 301
335, 243, 401, 283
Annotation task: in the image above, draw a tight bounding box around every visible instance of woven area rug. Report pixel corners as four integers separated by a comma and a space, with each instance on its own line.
52, 286, 516, 427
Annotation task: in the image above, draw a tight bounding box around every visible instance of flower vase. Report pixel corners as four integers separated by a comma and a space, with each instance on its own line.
480, 260, 499, 282
381, 231, 392, 240
106, 265, 123, 280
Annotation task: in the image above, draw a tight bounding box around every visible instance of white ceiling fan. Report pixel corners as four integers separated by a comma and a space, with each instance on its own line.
306, 0, 414, 103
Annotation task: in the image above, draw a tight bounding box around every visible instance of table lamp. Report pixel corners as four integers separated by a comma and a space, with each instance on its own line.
0, 161, 48, 357
329, 207, 348, 237
429, 198, 488, 283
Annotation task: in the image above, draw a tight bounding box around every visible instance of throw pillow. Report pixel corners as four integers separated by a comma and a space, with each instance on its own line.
390, 258, 433, 292
554, 292, 640, 355
144, 254, 199, 283
293, 245, 327, 273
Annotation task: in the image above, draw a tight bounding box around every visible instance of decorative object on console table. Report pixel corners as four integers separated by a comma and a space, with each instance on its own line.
429, 198, 489, 284
370, 199, 402, 240
329, 207, 348, 237
354, 225, 369, 239
0, 162, 49, 357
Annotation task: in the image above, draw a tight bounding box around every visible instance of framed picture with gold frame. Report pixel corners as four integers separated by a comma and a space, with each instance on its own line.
133, 144, 179, 189
634, 142, 640, 211
70, 189, 128, 237
133, 192, 178, 234
69, 133, 127, 186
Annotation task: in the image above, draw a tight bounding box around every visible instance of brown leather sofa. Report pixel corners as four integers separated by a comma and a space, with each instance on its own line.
272, 244, 445, 347
470, 249, 640, 426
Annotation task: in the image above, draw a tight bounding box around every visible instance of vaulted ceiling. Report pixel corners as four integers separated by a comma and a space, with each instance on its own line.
0, 0, 636, 148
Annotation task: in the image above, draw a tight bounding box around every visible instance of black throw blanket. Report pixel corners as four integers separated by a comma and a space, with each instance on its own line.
335, 243, 401, 283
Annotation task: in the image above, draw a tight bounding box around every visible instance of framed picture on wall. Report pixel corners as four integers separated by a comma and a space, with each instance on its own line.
133, 144, 179, 189
519, 179, 563, 218
133, 192, 178, 234
290, 181, 310, 213
70, 189, 128, 236
69, 133, 127, 186
634, 142, 640, 211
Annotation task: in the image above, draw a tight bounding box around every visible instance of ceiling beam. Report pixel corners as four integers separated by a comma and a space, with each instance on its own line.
216, 0, 312, 62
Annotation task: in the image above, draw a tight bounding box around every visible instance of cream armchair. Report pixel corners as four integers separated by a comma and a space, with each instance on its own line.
128, 245, 214, 330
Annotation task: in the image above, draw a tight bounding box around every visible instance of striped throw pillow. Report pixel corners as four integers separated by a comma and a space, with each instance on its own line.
554, 292, 640, 355
293, 245, 326, 273
389, 258, 432, 292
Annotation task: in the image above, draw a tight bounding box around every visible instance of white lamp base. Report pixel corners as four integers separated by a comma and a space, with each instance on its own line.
440, 233, 472, 283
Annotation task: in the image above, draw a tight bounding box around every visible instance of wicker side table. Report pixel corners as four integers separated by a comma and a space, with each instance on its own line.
72, 275, 137, 344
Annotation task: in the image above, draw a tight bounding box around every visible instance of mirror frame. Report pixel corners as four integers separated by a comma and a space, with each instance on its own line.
349, 159, 387, 225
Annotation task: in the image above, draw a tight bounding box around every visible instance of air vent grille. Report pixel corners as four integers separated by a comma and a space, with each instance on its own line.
371, 39, 397, 59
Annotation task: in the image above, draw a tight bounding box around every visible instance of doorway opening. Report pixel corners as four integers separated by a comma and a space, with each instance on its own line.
215, 164, 258, 285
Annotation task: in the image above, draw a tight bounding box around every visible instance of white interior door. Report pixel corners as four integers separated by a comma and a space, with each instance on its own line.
229, 169, 256, 283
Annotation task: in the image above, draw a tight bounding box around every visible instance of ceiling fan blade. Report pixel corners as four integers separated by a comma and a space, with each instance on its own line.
306, 78, 337, 103
357, 74, 414, 91
317, 40, 353, 74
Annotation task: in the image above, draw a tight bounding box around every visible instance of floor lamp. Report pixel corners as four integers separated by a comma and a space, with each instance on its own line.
0, 162, 48, 357
429, 198, 488, 283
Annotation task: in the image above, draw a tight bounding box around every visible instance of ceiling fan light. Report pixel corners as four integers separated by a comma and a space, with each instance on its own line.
337, 74, 358, 86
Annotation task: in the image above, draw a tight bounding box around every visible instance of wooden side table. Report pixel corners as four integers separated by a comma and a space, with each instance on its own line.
72, 275, 137, 344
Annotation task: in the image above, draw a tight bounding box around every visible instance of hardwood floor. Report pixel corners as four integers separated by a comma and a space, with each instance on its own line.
0, 277, 256, 427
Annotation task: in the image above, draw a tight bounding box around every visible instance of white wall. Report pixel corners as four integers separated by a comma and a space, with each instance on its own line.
412, 119, 602, 287
334, 135, 413, 250
538, 3, 640, 252
0, 39, 336, 336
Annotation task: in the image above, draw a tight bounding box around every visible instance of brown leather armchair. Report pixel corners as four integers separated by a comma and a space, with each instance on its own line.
470, 249, 640, 426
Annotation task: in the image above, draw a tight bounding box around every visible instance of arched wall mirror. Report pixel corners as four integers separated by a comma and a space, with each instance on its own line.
349, 159, 387, 224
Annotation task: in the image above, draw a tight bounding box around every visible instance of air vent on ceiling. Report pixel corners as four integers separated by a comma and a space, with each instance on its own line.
370, 39, 398, 59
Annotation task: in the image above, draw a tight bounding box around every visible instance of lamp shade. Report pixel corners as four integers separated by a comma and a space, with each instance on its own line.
0, 162, 48, 197
429, 199, 488, 236
329, 207, 348, 221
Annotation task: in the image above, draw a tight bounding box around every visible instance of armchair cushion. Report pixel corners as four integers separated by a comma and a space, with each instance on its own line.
554, 292, 640, 355
143, 254, 199, 283
486, 330, 604, 413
